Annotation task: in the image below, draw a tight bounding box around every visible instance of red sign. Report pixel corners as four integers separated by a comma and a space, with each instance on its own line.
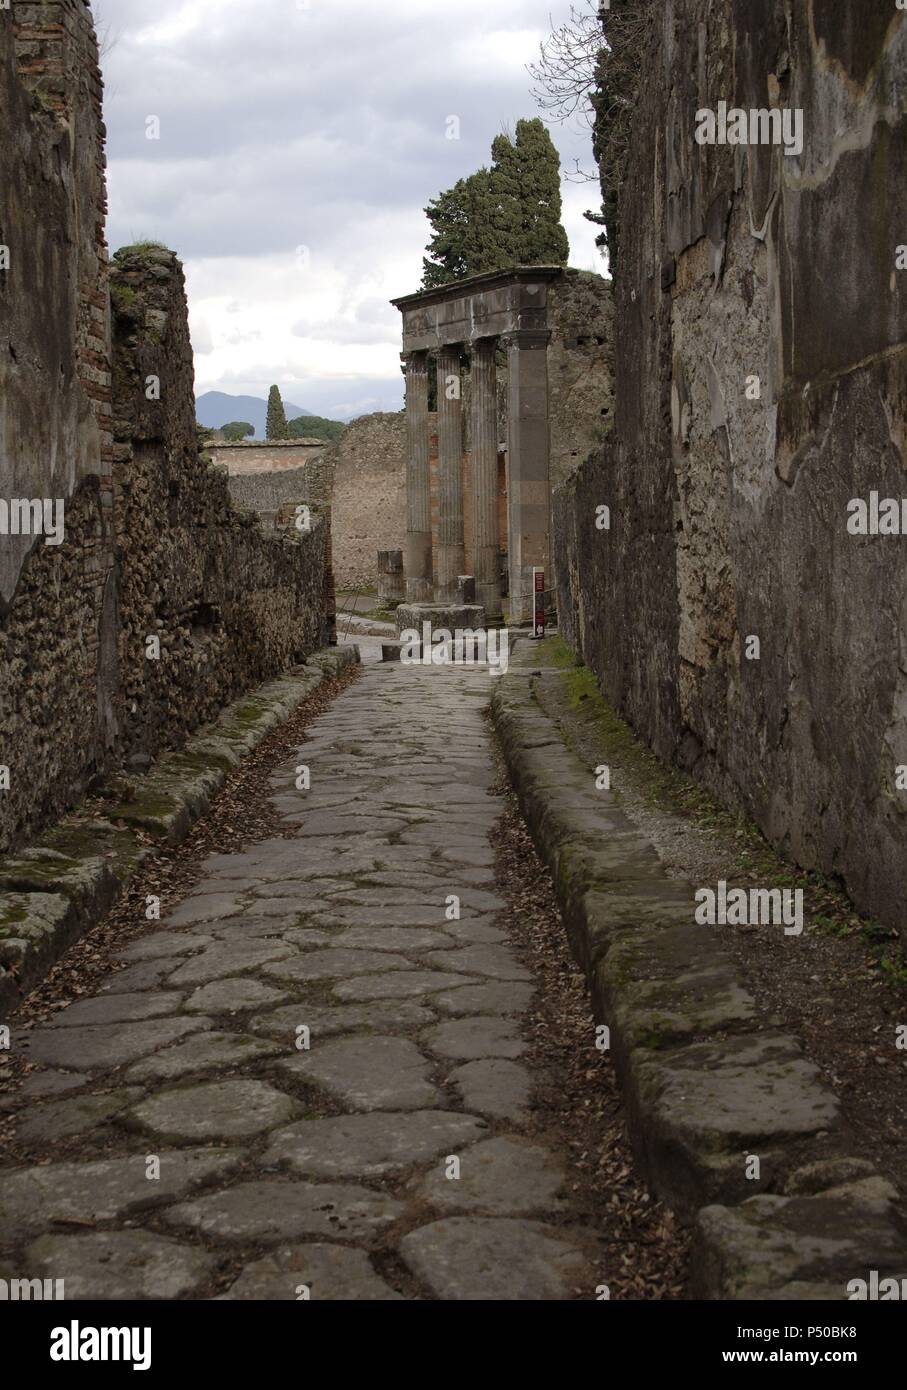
533, 568, 545, 639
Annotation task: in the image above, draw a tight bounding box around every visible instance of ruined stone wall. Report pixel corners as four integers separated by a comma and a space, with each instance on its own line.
553, 2, 907, 931
111, 248, 331, 761
0, 0, 116, 850
546, 269, 614, 489
207, 440, 327, 477
0, 2, 330, 854
328, 412, 406, 591
225, 459, 335, 522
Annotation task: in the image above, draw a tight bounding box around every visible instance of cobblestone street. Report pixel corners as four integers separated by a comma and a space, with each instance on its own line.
0, 662, 605, 1300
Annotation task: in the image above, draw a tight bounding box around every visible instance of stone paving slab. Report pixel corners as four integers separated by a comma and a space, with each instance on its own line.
184, 978, 290, 1014
46, 990, 187, 1027
399, 1217, 592, 1300
280, 1035, 440, 1111
414, 1136, 566, 1217
262, 1110, 489, 1179
247, 999, 436, 1042
14, 1088, 142, 1145
424, 1016, 526, 1061
448, 1059, 532, 1121
332, 969, 474, 1002
24, 1016, 213, 1071
167, 940, 294, 987
127, 1079, 300, 1141
263, 947, 413, 983
220, 1244, 403, 1300
124, 1031, 280, 1082
23, 1230, 215, 1300
433, 981, 534, 1017
0, 1149, 244, 1241
164, 1180, 404, 1243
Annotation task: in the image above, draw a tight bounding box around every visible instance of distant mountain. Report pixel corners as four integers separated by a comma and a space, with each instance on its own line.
196, 391, 312, 439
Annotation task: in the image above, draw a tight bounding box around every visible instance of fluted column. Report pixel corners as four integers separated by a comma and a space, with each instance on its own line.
404, 351, 432, 602
470, 338, 502, 621
436, 344, 465, 602
505, 329, 551, 624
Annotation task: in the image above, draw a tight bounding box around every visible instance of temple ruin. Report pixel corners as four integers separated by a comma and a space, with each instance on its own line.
393, 267, 606, 624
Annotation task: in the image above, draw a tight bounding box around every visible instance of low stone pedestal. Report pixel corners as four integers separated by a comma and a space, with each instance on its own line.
395, 603, 487, 641
377, 550, 405, 605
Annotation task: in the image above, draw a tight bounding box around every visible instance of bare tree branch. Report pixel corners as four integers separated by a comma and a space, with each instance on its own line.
530, 1, 656, 271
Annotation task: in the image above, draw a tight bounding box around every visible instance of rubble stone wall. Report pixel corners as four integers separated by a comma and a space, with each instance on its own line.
0, 3, 330, 855
0, 0, 116, 849
328, 412, 406, 591
111, 248, 332, 762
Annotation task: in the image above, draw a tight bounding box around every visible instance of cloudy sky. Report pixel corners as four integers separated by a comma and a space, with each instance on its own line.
96, 0, 604, 421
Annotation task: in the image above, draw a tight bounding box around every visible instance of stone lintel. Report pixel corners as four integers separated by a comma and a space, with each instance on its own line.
393, 268, 562, 355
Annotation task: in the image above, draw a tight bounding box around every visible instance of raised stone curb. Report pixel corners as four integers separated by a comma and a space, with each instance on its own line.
0, 647, 358, 1021
491, 640, 907, 1299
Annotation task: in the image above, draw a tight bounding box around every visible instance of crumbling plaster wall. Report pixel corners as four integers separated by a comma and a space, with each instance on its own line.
553, 2, 907, 929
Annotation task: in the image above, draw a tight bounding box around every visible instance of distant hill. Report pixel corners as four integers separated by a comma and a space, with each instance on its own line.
196, 391, 312, 440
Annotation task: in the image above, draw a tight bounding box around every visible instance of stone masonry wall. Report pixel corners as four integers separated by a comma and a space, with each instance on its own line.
328, 412, 406, 591
0, 0, 116, 850
225, 455, 335, 532
546, 269, 614, 490
0, 1, 330, 855
553, 3, 907, 933
207, 440, 327, 477
110, 248, 331, 762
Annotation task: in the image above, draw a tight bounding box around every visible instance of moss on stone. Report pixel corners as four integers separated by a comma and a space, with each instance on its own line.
115, 240, 170, 258
110, 281, 139, 311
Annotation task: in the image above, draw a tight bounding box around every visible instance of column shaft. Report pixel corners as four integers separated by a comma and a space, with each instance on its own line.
436, 344, 465, 603
505, 330, 551, 624
470, 338, 502, 621
404, 352, 432, 603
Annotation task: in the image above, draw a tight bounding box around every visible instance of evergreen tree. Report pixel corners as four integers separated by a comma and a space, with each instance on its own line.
421, 119, 569, 288
422, 171, 497, 289
496, 119, 570, 266
266, 385, 288, 440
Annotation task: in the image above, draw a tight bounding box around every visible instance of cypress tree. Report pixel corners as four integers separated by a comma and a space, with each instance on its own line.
266, 385, 288, 440
421, 118, 569, 287
500, 118, 570, 266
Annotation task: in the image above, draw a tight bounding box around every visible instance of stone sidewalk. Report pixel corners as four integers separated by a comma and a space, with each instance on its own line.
0, 661, 600, 1300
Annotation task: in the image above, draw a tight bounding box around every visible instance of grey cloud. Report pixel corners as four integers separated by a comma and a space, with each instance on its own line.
101, 0, 595, 263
